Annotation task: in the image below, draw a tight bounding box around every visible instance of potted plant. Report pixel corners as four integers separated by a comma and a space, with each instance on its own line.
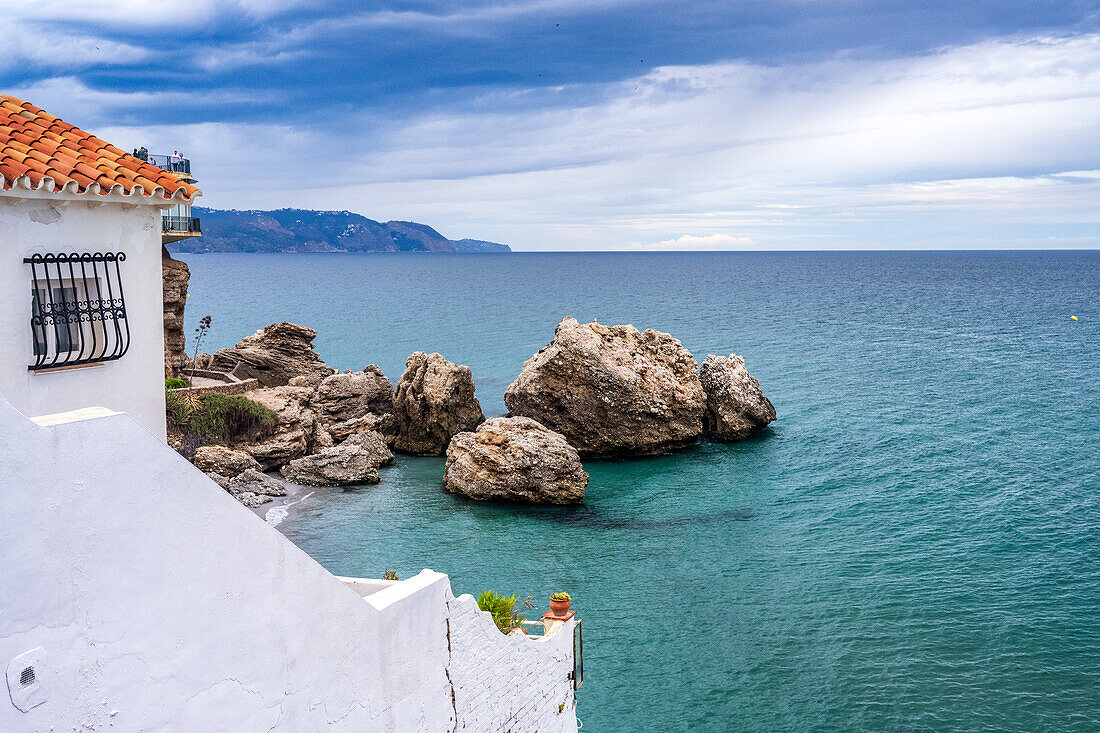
549, 592, 571, 616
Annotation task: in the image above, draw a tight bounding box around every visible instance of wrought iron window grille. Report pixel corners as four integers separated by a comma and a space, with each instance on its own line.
24, 252, 131, 370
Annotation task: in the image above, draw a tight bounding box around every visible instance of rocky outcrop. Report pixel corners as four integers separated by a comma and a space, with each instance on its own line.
162, 246, 190, 377
444, 417, 587, 504
393, 352, 484, 456
281, 431, 393, 486
234, 385, 316, 470
210, 322, 334, 387
503, 317, 705, 456
310, 366, 396, 443
192, 445, 261, 477
699, 354, 776, 440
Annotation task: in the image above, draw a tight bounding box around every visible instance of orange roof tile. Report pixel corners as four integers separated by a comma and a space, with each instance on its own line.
0, 94, 199, 202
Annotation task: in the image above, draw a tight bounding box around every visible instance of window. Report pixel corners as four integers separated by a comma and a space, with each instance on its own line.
25, 252, 130, 370
32, 284, 91, 356
162, 204, 198, 233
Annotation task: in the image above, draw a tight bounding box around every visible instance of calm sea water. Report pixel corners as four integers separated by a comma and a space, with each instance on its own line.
184, 251, 1100, 732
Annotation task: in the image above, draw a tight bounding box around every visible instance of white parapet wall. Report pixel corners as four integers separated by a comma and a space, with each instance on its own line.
0, 395, 578, 731
446, 593, 578, 731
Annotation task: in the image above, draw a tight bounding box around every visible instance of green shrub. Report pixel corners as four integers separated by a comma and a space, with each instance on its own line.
551, 592, 571, 601
188, 393, 278, 445
166, 390, 277, 446
477, 591, 523, 634
165, 388, 193, 428
165, 377, 190, 390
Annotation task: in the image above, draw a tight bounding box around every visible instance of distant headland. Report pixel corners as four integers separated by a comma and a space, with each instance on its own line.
170, 207, 511, 254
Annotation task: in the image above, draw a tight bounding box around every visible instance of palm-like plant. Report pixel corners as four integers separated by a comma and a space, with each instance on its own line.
187, 314, 212, 385
477, 591, 527, 634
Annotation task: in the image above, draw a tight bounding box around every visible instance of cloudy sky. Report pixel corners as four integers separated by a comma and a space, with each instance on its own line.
5, 1, 1100, 250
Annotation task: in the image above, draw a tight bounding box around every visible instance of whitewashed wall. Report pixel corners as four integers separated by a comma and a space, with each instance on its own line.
0, 396, 578, 731
447, 594, 578, 731
0, 192, 167, 439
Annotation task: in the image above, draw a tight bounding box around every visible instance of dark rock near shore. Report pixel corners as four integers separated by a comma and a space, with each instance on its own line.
211, 322, 334, 387
204, 469, 283, 508
444, 417, 587, 504
393, 352, 485, 456
281, 430, 393, 486
699, 354, 776, 440
230, 468, 288, 497
503, 317, 705, 456
204, 471, 232, 491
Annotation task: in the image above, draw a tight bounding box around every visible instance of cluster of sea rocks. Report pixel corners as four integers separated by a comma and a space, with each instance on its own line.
189, 317, 775, 507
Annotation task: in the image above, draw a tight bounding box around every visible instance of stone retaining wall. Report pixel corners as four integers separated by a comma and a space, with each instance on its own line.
171, 377, 262, 398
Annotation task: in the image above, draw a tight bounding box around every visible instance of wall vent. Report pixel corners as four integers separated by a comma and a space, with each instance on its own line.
6, 648, 48, 712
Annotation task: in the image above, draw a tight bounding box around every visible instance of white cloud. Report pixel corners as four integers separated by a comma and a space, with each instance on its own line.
3, 0, 319, 26
8, 77, 272, 126
346, 0, 638, 33
0, 0, 321, 74
0, 18, 150, 73
12, 30, 1100, 250
627, 234, 756, 251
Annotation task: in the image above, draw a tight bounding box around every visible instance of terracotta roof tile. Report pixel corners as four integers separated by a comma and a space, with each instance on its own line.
0, 93, 199, 201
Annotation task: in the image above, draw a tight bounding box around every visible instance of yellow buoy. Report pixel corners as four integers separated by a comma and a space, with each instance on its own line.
1071, 315, 1078, 321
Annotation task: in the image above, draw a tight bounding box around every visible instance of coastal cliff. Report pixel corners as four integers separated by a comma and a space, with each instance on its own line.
161, 247, 190, 377
170, 207, 511, 253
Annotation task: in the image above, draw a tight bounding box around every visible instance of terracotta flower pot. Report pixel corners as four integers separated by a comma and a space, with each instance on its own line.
549, 597, 571, 616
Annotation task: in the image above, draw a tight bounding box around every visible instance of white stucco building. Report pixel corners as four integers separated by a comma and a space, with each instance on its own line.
0, 94, 199, 439
0, 95, 580, 730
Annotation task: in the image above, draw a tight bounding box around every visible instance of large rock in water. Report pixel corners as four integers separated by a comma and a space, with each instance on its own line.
444, 417, 587, 504
210, 322, 334, 387
310, 366, 396, 443
503, 317, 705, 456
699, 354, 776, 440
281, 431, 393, 486
393, 352, 484, 456
234, 385, 315, 470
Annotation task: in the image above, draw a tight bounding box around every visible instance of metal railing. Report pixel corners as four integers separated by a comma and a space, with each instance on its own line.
146, 153, 191, 175
162, 216, 201, 234
25, 252, 131, 370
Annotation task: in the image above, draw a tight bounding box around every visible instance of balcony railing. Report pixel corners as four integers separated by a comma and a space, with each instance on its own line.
162, 216, 201, 234
147, 153, 191, 176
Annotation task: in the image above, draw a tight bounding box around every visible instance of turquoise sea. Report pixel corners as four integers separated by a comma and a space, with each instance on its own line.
184, 251, 1100, 732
